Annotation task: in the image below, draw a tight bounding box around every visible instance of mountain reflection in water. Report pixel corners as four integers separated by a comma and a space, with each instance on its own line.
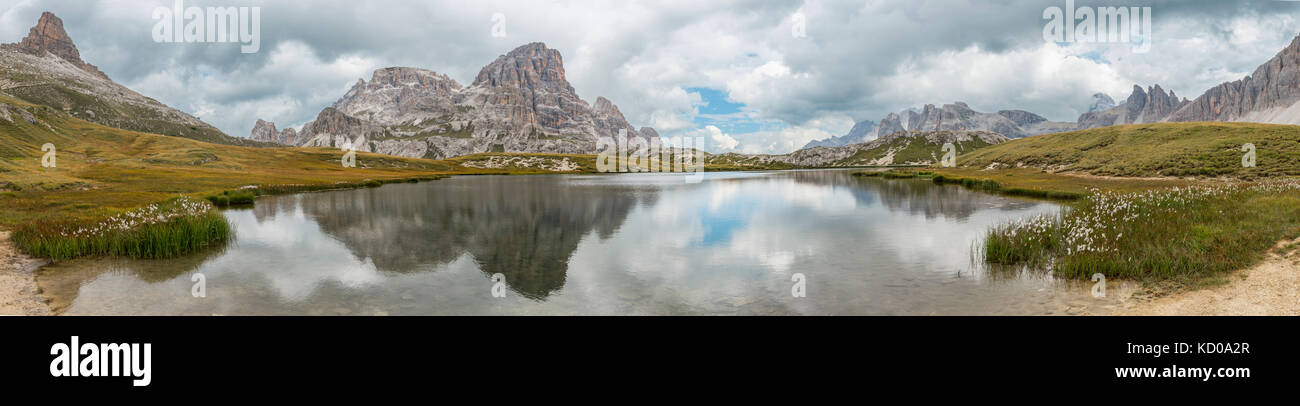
39, 170, 1124, 315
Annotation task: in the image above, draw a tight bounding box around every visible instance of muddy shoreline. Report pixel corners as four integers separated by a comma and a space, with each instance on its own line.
0, 231, 53, 316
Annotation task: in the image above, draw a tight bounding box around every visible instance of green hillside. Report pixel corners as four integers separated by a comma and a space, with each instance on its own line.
835, 131, 1000, 166
958, 122, 1300, 178
1, 81, 265, 146
0, 95, 464, 227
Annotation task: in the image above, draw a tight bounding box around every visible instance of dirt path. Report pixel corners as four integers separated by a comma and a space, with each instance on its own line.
1119, 239, 1300, 316
0, 231, 52, 316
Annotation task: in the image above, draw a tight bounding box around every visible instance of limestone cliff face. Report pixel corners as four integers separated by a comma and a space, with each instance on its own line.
1168, 35, 1300, 124
254, 43, 657, 159
1128, 84, 1185, 123
333, 68, 463, 124
465, 43, 588, 135
1077, 85, 1188, 129
878, 113, 906, 138
1078, 34, 1300, 127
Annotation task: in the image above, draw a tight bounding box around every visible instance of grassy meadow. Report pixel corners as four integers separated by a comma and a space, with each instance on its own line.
901, 122, 1300, 286
0, 96, 582, 260
959, 122, 1300, 178
0, 96, 476, 226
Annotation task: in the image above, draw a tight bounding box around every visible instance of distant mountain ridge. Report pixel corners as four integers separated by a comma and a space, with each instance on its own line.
803, 89, 1188, 151
802, 120, 877, 149
0, 12, 265, 147
734, 130, 1009, 168
805, 33, 1300, 151
254, 43, 657, 159
1088, 93, 1116, 112
804, 102, 1076, 150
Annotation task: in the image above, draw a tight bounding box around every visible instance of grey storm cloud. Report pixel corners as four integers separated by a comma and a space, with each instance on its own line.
2, 0, 1298, 153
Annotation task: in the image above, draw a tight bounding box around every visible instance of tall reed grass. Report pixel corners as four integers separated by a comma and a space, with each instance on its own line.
12, 197, 231, 261
985, 180, 1300, 281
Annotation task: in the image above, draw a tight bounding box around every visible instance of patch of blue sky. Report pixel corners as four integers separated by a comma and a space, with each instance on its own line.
687, 87, 788, 135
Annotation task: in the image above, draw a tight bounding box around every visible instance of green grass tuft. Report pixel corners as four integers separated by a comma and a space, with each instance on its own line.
931, 174, 1083, 200
206, 190, 255, 207
12, 197, 231, 261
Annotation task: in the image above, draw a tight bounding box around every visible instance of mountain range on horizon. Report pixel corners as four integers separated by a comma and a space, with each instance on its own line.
804, 85, 1193, 150
8, 11, 1300, 161
805, 33, 1300, 151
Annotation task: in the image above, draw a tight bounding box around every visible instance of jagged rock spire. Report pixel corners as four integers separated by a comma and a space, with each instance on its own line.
9, 12, 107, 79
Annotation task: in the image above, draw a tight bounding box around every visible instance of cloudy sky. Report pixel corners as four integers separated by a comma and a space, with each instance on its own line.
2, 0, 1298, 153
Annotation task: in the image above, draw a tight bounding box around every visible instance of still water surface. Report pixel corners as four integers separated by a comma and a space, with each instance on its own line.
39, 169, 1127, 315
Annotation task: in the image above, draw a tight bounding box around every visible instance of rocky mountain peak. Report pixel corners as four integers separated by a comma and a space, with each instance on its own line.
1126, 85, 1147, 105
878, 112, 906, 136
255, 42, 655, 158
472, 42, 570, 91
1, 11, 263, 146
592, 96, 627, 120
369, 67, 460, 90
846, 119, 878, 138
1078, 83, 1188, 129
250, 119, 298, 145
1167, 33, 1300, 124
6, 12, 107, 79
593, 96, 616, 113
1134, 84, 1182, 122
1089, 93, 1116, 112
462, 42, 596, 138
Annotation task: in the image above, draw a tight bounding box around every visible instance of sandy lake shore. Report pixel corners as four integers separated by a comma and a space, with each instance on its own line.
1118, 238, 1300, 316
0, 231, 52, 316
